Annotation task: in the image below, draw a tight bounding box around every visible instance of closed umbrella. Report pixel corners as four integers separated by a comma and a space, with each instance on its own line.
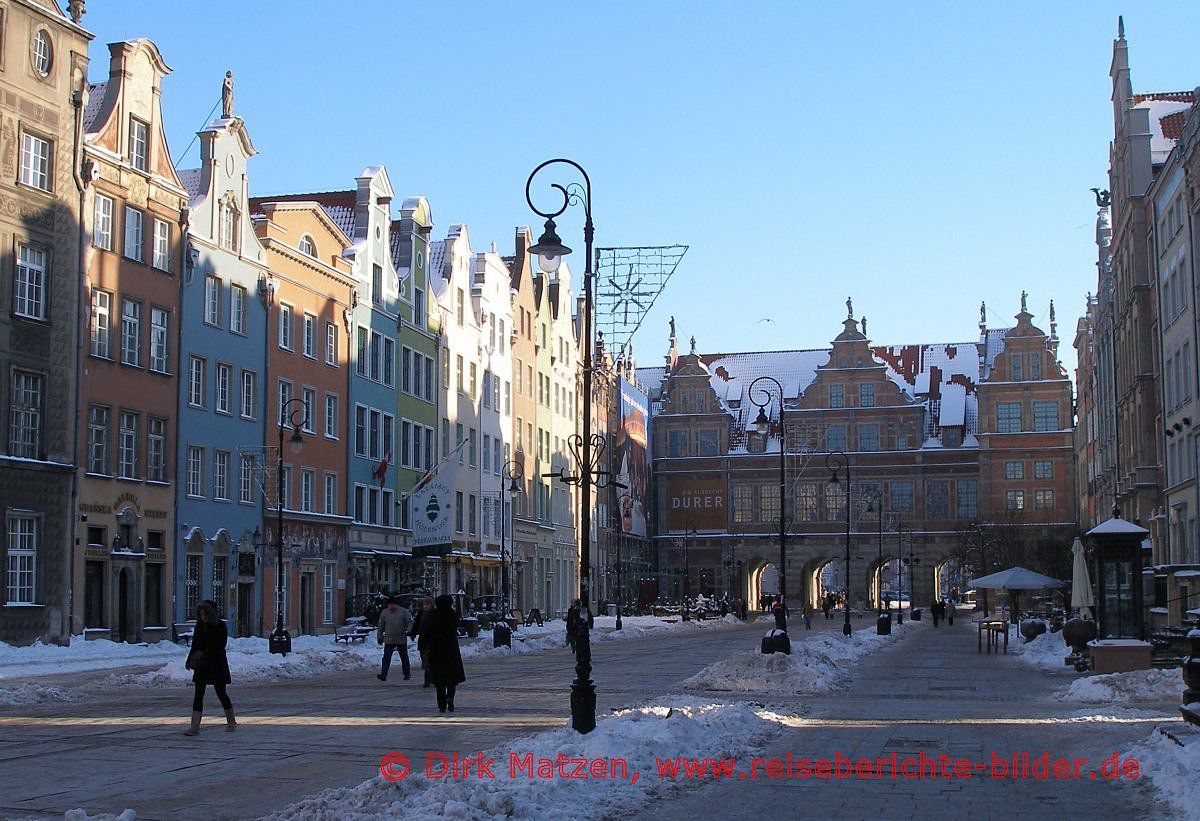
1070, 538, 1094, 620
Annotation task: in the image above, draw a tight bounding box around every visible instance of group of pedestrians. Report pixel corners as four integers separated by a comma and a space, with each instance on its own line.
930, 599, 955, 627
181, 593, 469, 734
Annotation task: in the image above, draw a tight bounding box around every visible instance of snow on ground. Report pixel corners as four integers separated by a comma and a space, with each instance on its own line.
681, 620, 916, 695
1125, 724, 1200, 818
63, 809, 137, 821
0, 637, 184, 681
266, 696, 791, 821
1060, 668, 1183, 703
0, 683, 82, 706
0, 616, 748, 691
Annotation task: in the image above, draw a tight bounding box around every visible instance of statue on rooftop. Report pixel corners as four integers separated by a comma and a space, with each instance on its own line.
1020, 290, 1028, 313
846, 296, 853, 319
221, 71, 235, 118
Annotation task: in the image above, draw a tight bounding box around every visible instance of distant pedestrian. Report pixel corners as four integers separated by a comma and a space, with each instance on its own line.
772, 596, 788, 630
183, 600, 234, 736
376, 597, 413, 682
409, 597, 434, 688
802, 602, 813, 631
566, 599, 582, 650
931, 600, 941, 627
944, 599, 955, 625
822, 595, 832, 620
426, 594, 466, 713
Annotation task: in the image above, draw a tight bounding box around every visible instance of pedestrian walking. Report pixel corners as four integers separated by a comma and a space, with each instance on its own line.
409, 597, 434, 687
183, 600, 235, 736
772, 596, 788, 630
944, 599, 955, 625
802, 602, 813, 630
376, 597, 413, 681
822, 594, 832, 621
566, 599, 582, 650
426, 594, 466, 713
931, 600, 941, 627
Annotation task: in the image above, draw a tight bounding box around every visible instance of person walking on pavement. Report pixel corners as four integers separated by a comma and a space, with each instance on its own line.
376, 597, 413, 681
822, 594, 833, 621
409, 597, 434, 687
802, 602, 813, 631
930, 599, 941, 627
183, 600, 235, 736
944, 598, 955, 626
772, 595, 788, 630
426, 594, 466, 713
566, 599, 582, 651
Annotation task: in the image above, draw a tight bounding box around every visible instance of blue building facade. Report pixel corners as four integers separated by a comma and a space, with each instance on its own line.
173, 114, 269, 634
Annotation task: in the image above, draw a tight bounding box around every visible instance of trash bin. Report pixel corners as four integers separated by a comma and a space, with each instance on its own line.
911, 608, 922, 621
462, 617, 481, 638
492, 621, 511, 648
876, 612, 892, 635
607, 603, 617, 617
760, 628, 791, 655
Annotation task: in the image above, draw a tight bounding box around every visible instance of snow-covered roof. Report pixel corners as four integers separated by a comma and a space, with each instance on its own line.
177, 168, 204, 206
83, 82, 106, 132
1132, 92, 1194, 161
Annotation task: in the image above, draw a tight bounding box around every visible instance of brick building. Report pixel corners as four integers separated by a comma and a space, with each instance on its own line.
638, 300, 1077, 612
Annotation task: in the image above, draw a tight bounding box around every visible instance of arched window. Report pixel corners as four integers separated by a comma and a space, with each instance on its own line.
31, 30, 52, 77
299, 235, 316, 257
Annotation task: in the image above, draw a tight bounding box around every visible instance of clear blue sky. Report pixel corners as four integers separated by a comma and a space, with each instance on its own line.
84, 1, 1200, 380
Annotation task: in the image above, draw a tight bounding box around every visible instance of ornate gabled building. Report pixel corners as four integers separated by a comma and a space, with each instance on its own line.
76, 39, 187, 644
638, 300, 1076, 612
0, 0, 91, 645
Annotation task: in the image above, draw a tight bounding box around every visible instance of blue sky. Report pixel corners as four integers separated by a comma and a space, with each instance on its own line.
84, 2, 1200, 379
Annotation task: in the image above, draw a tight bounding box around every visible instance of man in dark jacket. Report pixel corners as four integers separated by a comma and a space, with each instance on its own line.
376, 597, 413, 681
184, 600, 234, 736
426, 595, 466, 713
566, 600, 581, 651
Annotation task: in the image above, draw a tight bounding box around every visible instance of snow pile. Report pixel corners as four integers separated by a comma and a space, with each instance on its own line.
0, 637, 184, 680
1060, 668, 1182, 703
64, 810, 137, 821
267, 697, 790, 821
682, 622, 913, 695
1010, 629, 1071, 672
1125, 727, 1200, 817
0, 683, 81, 706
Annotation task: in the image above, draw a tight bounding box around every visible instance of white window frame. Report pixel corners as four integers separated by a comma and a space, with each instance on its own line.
214, 450, 230, 501
204, 276, 221, 326
230, 285, 246, 335
6, 514, 38, 604
239, 454, 255, 504
87, 405, 109, 475
19, 132, 50, 191
301, 387, 316, 434
124, 206, 144, 263
152, 218, 171, 271
301, 468, 315, 512
149, 306, 169, 373
93, 194, 114, 250
278, 304, 293, 350
325, 322, 337, 366
240, 370, 258, 420
9, 370, 42, 458
215, 363, 232, 415
117, 411, 138, 478
14, 244, 47, 320
322, 562, 335, 624
120, 298, 141, 366
128, 117, 148, 172
324, 393, 338, 439
324, 472, 338, 515
187, 446, 205, 497
147, 416, 166, 482
188, 356, 206, 408
302, 313, 316, 358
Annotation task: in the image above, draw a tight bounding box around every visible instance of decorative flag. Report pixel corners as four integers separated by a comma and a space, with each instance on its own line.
409, 439, 466, 550
374, 451, 391, 488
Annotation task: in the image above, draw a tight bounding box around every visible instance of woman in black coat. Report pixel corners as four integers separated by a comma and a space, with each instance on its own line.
183, 599, 235, 735
425, 594, 466, 713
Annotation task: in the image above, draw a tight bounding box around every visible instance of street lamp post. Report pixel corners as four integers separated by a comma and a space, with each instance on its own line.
681, 515, 697, 622
615, 492, 632, 630
749, 376, 787, 631
826, 451, 853, 637
897, 519, 905, 625
527, 158, 624, 735
904, 540, 922, 619
270, 397, 306, 656
500, 460, 523, 618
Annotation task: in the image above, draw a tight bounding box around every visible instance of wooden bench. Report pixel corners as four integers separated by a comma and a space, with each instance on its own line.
334, 617, 374, 644
978, 619, 1009, 654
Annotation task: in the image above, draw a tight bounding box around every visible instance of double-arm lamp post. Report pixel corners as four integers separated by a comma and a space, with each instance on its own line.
749, 376, 787, 631
500, 460, 523, 618
826, 451, 853, 637
615, 492, 632, 630
269, 397, 306, 656
526, 158, 624, 735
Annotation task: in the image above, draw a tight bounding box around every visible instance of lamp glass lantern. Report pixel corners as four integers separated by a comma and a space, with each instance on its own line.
528, 218, 571, 274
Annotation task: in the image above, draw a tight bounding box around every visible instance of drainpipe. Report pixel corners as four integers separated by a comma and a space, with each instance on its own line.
67, 69, 87, 643
175, 207, 190, 626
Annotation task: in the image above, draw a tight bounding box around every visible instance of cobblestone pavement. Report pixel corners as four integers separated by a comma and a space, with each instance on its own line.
634, 616, 1182, 820
0, 619, 767, 819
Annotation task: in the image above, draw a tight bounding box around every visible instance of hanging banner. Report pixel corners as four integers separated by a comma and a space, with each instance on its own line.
410, 441, 463, 555
615, 378, 650, 537
666, 477, 726, 531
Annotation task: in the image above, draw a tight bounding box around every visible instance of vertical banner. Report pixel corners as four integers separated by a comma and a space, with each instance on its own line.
615, 378, 650, 537
411, 449, 460, 553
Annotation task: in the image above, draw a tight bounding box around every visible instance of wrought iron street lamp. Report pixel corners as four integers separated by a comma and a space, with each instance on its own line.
826, 450, 853, 637
500, 460, 523, 618
527, 158, 624, 735
896, 519, 906, 625
270, 397, 306, 656
750, 375, 787, 631
903, 541, 921, 621
682, 515, 697, 622
615, 491, 632, 630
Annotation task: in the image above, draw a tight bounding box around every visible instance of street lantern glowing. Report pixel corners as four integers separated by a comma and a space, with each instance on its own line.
754, 406, 770, 436
288, 426, 304, 455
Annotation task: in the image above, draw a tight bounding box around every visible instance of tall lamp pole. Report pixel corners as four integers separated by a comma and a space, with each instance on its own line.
615, 492, 632, 630
501, 460, 523, 618
527, 158, 623, 735
826, 450, 853, 637
682, 515, 697, 622
749, 375, 787, 631
270, 397, 306, 656
897, 519, 905, 625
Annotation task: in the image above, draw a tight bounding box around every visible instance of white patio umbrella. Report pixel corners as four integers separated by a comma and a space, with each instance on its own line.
969, 566, 1064, 621
1070, 538, 1094, 620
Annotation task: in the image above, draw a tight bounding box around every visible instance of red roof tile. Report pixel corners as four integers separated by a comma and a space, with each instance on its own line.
1160, 110, 1187, 142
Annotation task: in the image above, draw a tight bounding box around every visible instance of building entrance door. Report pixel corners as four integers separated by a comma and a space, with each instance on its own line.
238, 583, 255, 637
84, 560, 105, 628
117, 569, 130, 642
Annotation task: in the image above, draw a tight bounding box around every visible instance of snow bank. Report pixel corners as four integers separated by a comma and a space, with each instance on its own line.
1010, 629, 1071, 672
64, 810, 137, 821
0, 683, 81, 706
0, 637, 183, 681
266, 697, 790, 821
1060, 668, 1182, 703
682, 621, 914, 695
1125, 726, 1200, 817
